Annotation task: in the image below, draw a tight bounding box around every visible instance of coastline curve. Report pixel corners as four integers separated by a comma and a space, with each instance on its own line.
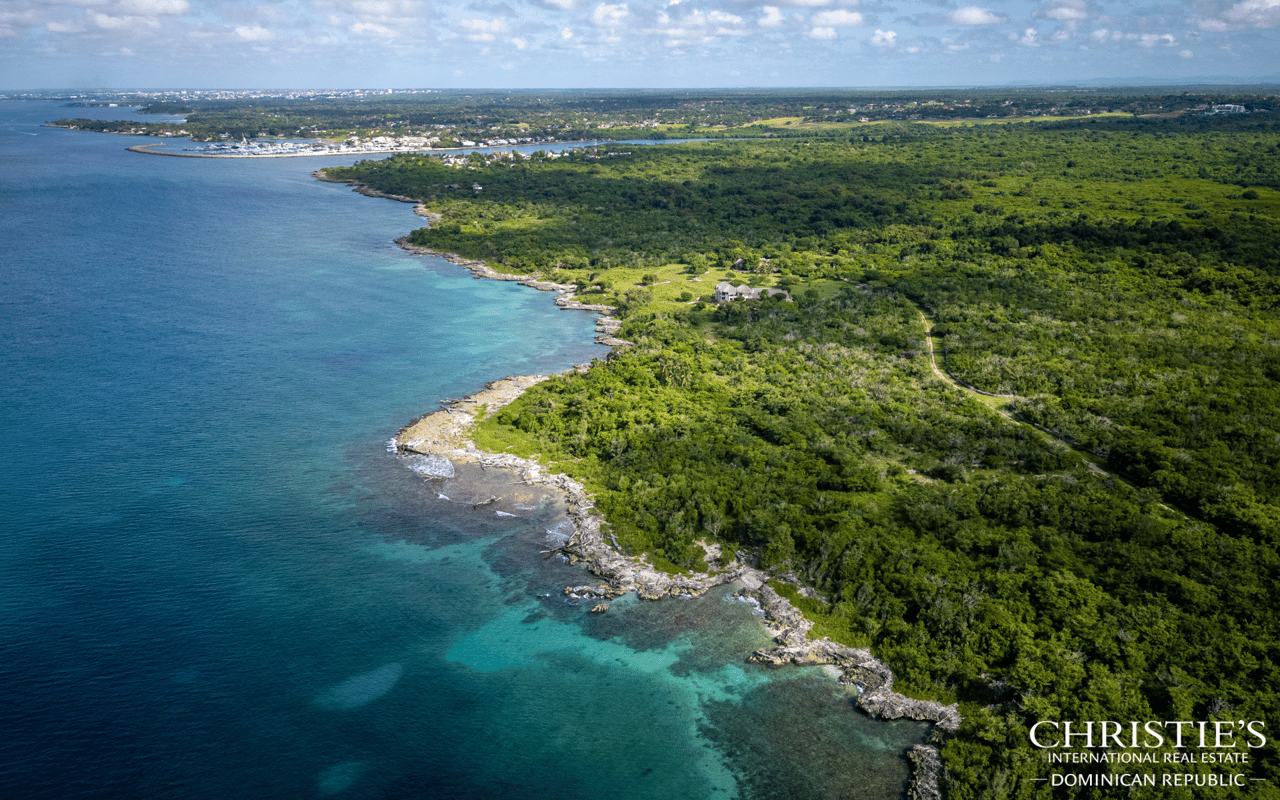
324, 168, 960, 800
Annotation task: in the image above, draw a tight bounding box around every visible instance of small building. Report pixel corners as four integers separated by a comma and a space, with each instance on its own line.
714, 282, 790, 303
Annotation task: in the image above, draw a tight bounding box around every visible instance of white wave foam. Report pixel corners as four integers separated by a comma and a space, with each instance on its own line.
543, 520, 574, 547
726, 594, 765, 616
404, 454, 455, 479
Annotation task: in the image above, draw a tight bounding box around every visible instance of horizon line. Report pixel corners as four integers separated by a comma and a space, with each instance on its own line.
6, 79, 1280, 95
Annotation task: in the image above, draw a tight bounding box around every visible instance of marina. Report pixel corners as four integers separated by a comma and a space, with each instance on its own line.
127, 134, 553, 158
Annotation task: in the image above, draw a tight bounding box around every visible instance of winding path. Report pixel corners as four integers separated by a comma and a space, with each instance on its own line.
918, 309, 1016, 403
915, 306, 1119, 480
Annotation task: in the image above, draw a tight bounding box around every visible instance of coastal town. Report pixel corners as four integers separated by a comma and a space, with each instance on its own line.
175, 133, 552, 158
41, 86, 1271, 162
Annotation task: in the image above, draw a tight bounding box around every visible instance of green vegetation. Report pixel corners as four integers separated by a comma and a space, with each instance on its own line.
50, 86, 1277, 144
328, 110, 1280, 797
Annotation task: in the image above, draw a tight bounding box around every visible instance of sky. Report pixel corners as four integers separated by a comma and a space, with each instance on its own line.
2, 0, 1278, 89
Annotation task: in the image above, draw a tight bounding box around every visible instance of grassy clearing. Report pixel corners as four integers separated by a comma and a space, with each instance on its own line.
766, 580, 873, 649
471, 421, 543, 461
573, 261, 808, 314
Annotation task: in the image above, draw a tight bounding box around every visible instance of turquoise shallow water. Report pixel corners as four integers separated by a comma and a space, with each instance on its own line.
0, 100, 927, 799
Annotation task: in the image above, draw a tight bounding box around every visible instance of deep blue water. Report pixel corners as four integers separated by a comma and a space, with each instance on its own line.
0, 101, 926, 799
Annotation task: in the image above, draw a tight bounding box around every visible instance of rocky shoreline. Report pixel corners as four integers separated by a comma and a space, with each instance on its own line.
394, 378, 959, 799
313, 168, 443, 222
313, 169, 631, 347
392, 237, 632, 348
738, 584, 957, 800
328, 167, 959, 800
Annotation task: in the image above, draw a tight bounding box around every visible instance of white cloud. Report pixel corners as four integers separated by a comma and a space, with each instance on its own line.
90, 13, 128, 29
349, 20, 394, 36
1041, 1, 1088, 21
812, 9, 862, 26
460, 18, 508, 41
254, 5, 290, 26
234, 24, 274, 40
118, 0, 189, 14
351, 0, 397, 15
1224, 0, 1280, 27
949, 7, 1004, 24
92, 12, 157, 29
1195, 17, 1234, 31
0, 6, 40, 32
47, 19, 88, 33
654, 7, 747, 47
590, 3, 628, 26
759, 6, 785, 26
1192, 0, 1279, 31
659, 29, 707, 46
0, 0, 1268, 89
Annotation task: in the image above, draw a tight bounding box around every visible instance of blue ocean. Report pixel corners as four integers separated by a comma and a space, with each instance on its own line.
0, 99, 926, 799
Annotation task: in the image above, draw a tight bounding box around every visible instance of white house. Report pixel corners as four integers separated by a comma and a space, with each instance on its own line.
714, 282, 791, 303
